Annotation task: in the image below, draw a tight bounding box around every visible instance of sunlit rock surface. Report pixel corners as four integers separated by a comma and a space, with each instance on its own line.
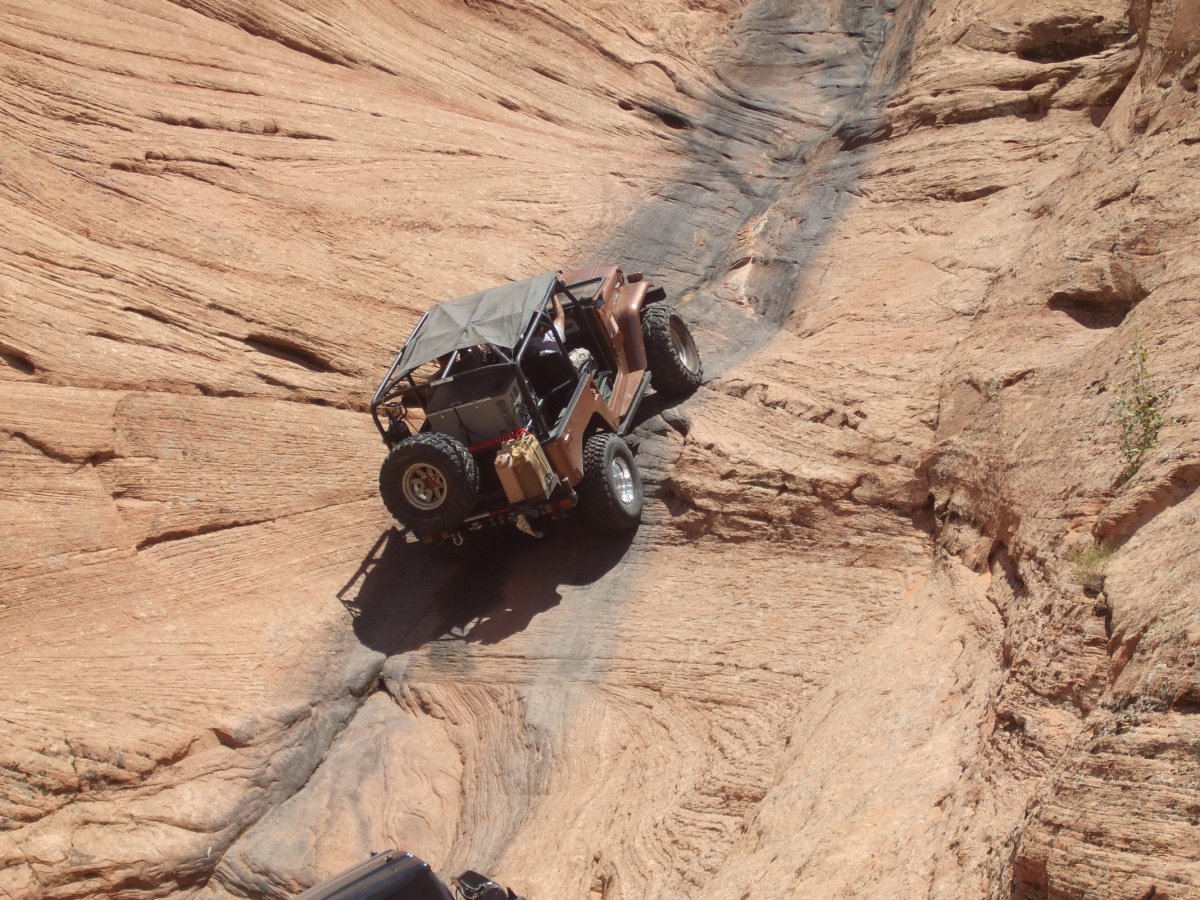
1, 1, 1198, 897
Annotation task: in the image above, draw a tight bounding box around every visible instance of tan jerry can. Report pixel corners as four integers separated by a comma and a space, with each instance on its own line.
494, 446, 526, 504
495, 433, 557, 503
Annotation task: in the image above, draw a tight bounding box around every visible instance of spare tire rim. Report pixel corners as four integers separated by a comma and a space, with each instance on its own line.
403, 462, 449, 510
611, 456, 636, 506
669, 317, 700, 374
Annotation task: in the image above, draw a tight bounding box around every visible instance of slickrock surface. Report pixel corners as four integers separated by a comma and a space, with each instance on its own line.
1, 1, 1198, 898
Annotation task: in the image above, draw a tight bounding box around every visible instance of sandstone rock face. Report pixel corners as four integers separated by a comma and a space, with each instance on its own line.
1, 1, 1197, 898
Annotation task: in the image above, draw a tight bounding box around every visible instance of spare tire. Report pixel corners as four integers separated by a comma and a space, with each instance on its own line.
642, 303, 703, 398
379, 433, 479, 537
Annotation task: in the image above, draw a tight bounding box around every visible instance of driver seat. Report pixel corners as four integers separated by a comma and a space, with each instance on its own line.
526, 348, 577, 425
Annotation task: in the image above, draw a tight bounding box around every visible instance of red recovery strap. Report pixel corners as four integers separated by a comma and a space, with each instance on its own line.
469, 427, 529, 453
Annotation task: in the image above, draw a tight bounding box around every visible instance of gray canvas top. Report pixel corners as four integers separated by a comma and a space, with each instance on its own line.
393, 271, 558, 379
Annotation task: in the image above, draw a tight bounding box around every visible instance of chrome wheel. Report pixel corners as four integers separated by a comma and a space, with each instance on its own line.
402, 462, 448, 511
611, 456, 636, 506
670, 317, 700, 374
581, 431, 642, 532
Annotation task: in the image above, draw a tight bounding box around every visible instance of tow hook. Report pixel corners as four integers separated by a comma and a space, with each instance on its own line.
514, 514, 543, 539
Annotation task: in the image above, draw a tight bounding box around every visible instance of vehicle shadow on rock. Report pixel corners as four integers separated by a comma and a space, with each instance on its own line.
338, 521, 635, 657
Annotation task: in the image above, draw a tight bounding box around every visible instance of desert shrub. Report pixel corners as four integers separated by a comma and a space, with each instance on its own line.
1112, 343, 1174, 482
1067, 542, 1113, 594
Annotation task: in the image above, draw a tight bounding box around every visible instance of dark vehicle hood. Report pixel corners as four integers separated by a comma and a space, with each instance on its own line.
295, 851, 453, 900
394, 271, 558, 379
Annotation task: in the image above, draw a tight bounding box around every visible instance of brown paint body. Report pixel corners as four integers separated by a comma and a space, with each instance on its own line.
544, 266, 655, 483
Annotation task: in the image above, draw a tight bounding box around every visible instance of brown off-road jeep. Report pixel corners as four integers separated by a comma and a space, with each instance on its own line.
370, 266, 702, 542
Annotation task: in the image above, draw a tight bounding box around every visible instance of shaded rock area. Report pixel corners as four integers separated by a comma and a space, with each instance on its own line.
1, 1, 1198, 899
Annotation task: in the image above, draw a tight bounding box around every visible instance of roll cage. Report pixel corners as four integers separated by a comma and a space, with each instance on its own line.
370, 275, 611, 446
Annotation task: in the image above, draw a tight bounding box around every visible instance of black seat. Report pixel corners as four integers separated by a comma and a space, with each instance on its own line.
526, 349, 577, 420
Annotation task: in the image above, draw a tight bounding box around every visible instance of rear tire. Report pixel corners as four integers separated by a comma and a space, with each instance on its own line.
379, 433, 479, 538
580, 432, 643, 532
642, 303, 703, 398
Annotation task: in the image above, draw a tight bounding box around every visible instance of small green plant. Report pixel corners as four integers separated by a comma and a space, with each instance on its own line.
1067, 542, 1113, 594
1112, 343, 1174, 482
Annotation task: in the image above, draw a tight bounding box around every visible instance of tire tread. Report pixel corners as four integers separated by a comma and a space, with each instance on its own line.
579, 432, 642, 532
379, 432, 480, 537
642, 303, 703, 398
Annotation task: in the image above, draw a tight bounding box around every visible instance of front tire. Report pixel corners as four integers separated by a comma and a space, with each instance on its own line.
642, 303, 703, 398
580, 432, 643, 532
379, 433, 479, 538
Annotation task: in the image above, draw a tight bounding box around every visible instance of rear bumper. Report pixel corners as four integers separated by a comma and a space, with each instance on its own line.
407, 483, 578, 543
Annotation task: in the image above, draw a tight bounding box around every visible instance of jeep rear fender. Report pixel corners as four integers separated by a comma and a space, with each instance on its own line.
544, 391, 617, 485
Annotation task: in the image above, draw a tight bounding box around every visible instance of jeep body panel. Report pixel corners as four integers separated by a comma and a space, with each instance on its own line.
544, 373, 622, 484
559, 266, 658, 421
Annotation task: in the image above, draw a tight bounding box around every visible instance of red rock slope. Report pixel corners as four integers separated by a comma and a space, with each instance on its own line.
1, 1, 1198, 898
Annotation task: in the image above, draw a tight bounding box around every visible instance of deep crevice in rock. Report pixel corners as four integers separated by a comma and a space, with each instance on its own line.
243, 333, 341, 374
0, 343, 37, 375
135, 519, 266, 551
1015, 17, 1132, 63
638, 101, 692, 130
1048, 287, 1145, 329
7, 431, 79, 464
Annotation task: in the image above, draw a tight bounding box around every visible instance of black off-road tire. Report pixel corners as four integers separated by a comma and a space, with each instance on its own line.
642, 303, 703, 398
579, 432, 643, 533
379, 433, 479, 538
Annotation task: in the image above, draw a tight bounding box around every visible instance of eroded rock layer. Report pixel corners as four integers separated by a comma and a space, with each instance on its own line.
1, 1, 1198, 898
